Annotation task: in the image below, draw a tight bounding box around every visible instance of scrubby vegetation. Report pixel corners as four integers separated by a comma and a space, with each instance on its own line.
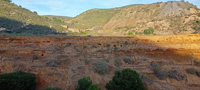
168, 69, 185, 81
123, 56, 132, 64
128, 31, 134, 35
151, 62, 168, 80
192, 20, 200, 31
32, 54, 38, 60
0, 71, 36, 90
186, 68, 200, 77
93, 60, 109, 74
105, 69, 146, 90
42, 88, 61, 90
144, 28, 154, 35
75, 77, 101, 90
114, 59, 122, 67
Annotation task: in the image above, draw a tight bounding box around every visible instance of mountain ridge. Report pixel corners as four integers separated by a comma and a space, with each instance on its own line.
68, 1, 200, 35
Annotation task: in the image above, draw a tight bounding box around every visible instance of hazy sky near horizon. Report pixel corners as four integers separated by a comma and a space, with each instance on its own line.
12, 0, 199, 17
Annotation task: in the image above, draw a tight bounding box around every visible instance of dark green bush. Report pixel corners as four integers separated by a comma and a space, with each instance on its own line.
0, 71, 37, 90
75, 77, 101, 90
42, 88, 61, 90
105, 69, 146, 90
144, 28, 154, 35
75, 77, 92, 90
93, 60, 109, 75
87, 84, 101, 90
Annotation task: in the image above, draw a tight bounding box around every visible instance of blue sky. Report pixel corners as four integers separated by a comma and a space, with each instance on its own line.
12, 0, 199, 17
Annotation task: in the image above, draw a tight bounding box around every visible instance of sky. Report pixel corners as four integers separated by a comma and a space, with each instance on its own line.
12, 0, 200, 17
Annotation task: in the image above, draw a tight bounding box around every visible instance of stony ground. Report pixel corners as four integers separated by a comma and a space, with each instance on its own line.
0, 34, 200, 90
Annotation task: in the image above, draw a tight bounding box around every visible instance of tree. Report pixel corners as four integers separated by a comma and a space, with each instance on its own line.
105, 69, 146, 90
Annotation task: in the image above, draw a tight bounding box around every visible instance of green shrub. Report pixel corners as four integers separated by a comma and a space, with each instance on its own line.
88, 84, 101, 90
114, 59, 122, 67
0, 71, 37, 90
93, 60, 109, 75
75, 77, 101, 90
42, 88, 61, 90
105, 69, 146, 90
32, 54, 38, 60
123, 56, 132, 64
144, 28, 154, 35
80, 31, 87, 35
151, 62, 168, 80
186, 68, 196, 74
75, 77, 92, 90
85, 59, 90, 65
192, 20, 200, 30
168, 69, 186, 81
124, 41, 129, 45
128, 32, 133, 35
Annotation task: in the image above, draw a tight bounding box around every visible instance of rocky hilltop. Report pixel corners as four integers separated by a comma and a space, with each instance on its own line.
0, 34, 200, 89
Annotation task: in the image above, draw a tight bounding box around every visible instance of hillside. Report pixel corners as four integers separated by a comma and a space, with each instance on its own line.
0, 0, 66, 35
69, 1, 200, 35
1, 34, 200, 89
69, 8, 120, 29
42, 15, 73, 24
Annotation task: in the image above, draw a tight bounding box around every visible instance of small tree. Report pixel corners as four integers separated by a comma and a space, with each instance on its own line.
105, 69, 146, 90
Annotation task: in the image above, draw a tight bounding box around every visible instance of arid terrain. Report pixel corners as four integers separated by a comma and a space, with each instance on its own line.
0, 34, 200, 90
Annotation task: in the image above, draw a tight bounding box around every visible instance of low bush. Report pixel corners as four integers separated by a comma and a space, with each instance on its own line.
114, 59, 122, 67
75, 77, 92, 90
151, 62, 168, 80
0, 71, 36, 90
186, 68, 196, 74
42, 88, 61, 90
128, 32, 133, 35
144, 28, 154, 35
196, 71, 200, 77
105, 69, 146, 90
93, 60, 109, 75
123, 56, 132, 64
46, 60, 59, 67
75, 77, 101, 90
32, 54, 38, 60
88, 84, 101, 90
168, 70, 186, 81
